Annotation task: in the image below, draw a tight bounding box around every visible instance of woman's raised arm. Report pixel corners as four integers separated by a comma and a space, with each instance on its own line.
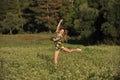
55, 19, 63, 33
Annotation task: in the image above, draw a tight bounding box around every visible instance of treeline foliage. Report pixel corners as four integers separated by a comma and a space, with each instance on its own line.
0, 0, 120, 44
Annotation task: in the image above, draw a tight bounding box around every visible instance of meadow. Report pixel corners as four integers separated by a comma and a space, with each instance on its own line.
0, 33, 120, 80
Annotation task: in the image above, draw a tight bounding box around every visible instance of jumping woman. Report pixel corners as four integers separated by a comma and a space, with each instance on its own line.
51, 19, 82, 64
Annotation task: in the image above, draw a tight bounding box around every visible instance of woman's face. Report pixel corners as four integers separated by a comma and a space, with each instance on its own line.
60, 29, 65, 35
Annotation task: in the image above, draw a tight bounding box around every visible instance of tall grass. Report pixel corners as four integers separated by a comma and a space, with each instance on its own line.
0, 34, 120, 80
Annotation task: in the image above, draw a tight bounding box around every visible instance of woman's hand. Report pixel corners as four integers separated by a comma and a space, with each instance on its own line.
60, 19, 63, 22
56, 19, 63, 33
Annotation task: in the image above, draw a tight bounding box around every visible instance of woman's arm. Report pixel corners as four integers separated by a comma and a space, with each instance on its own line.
55, 19, 63, 33
51, 36, 60, 42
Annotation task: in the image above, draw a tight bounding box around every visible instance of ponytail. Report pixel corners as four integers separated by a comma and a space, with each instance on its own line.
62, 30, 68, 42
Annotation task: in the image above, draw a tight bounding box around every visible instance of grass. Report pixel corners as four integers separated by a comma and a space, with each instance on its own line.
0, 33, 120, 80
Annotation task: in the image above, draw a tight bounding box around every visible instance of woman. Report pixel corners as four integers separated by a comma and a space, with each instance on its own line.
51, 19, 82, 64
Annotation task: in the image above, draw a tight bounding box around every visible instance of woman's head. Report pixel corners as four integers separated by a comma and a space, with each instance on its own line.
59, 28, 68, 42
59, 29, 65, 35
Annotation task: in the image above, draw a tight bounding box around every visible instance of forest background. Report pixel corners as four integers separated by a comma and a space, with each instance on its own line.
0, 0, 120, 45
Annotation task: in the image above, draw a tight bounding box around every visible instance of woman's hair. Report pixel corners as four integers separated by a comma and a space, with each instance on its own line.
61, 29, 68, 42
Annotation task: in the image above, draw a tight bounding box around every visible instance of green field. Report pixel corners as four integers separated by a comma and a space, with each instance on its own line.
0, 34, 120, 80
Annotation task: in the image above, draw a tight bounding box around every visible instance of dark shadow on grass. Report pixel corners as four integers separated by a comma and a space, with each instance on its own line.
113, 71, 120, 80
36, 53, 57, 74
114, 76, 120, 80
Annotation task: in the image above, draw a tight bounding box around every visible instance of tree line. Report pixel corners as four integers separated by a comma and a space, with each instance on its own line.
0, 0, 120, 45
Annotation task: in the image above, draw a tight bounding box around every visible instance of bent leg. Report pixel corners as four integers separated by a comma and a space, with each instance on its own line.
54, 50, 60, 64
62, 47, 81, 53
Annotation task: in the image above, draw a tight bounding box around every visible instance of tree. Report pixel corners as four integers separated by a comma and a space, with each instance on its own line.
0, 0, 8, 20
1, 13, 25, 34
0, 0, 21, 17
101, 22, 117, 38
101, 0, 120, 44
22, 0, 63, 33
77, 3, 98, 38
0, 0, 25, 34
87, 0, 120, 44
37, 0, 63, 32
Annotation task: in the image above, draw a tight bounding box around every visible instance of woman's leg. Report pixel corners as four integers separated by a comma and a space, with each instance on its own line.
54, 50, 60, 64
62, 47, 81, 53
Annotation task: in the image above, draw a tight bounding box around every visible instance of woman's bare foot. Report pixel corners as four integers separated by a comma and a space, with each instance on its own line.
76, 48, 82, 52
